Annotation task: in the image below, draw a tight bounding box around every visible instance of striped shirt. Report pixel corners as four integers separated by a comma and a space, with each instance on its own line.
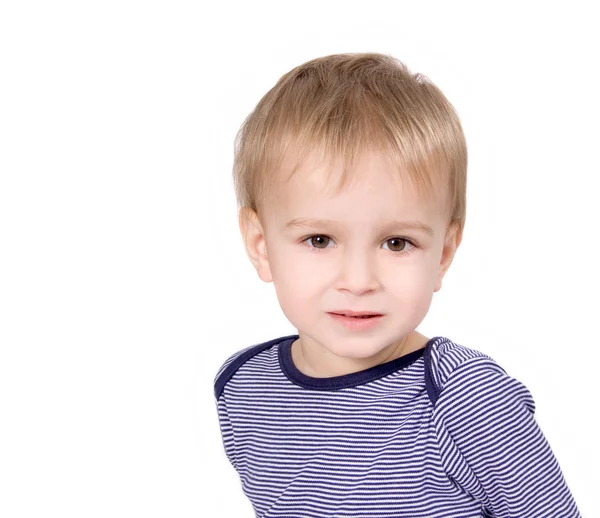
213, 334, 580, 517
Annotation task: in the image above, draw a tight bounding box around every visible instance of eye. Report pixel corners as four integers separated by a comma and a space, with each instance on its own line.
383, 237, 415, 253
302, 235, 334, 249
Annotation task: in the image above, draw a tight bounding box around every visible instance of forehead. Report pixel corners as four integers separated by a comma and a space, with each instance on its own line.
268, 149, 446, 228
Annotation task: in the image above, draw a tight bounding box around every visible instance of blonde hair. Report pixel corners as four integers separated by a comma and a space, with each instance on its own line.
233, 52, 468, 233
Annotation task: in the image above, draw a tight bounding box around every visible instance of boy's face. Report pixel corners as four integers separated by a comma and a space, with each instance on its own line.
240, 149, 461, 375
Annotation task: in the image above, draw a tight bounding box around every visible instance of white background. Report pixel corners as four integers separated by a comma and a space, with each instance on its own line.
0, 1, 597, 516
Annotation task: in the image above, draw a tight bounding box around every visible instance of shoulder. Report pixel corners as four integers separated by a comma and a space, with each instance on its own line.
424, 336, 505, 406
425, 336, 535, 420
213, 334, 297, 402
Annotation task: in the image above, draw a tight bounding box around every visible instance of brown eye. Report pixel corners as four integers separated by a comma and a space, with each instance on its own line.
386, 238, 411, 252
309, 235, 331, 249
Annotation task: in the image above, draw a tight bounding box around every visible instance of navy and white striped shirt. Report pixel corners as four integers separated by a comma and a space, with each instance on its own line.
213, 334, 580, 517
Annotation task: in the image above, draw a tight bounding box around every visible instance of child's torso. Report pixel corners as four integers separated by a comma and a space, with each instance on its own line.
219, 336, 485, 517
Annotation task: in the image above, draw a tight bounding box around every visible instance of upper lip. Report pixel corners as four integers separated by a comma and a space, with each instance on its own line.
329, 310, 383, 317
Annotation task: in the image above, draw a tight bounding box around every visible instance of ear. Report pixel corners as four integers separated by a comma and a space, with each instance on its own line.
238, 207, 273, 283
434, 222, 462, 292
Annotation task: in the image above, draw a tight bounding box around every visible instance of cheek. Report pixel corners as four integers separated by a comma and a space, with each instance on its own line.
269, 251, 322, 303
385, 266, 436, 320
386, 258, 438, 289
273, 249, 326, 285
271, 272, 317, 330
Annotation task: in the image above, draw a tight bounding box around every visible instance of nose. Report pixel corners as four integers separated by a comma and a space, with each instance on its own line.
334, 248, 381, 294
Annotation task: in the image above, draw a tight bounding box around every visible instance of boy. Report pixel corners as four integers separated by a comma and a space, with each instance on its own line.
212, 52, 580, 517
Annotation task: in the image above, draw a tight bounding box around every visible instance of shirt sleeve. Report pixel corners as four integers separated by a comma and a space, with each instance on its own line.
215, 394, 238, 470
432, 355, 581, 517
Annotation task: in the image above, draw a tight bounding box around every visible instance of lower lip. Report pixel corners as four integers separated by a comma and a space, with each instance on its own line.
327, 313, 384, 331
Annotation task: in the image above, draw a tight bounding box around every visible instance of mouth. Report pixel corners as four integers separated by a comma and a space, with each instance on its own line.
327, 311, 385, 330
328, 311, 383, 319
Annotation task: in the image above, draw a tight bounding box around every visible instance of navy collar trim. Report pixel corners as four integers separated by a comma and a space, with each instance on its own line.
279, 334, 436, 391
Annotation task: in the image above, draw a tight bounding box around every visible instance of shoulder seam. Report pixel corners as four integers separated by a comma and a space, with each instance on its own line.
432, 354, 506, 408
424, 339, 496, 407
213, 334, 297, 401
423, 337, 450, 406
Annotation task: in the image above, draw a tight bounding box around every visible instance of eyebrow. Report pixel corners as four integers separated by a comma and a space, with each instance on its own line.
284, 217, 434, 236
